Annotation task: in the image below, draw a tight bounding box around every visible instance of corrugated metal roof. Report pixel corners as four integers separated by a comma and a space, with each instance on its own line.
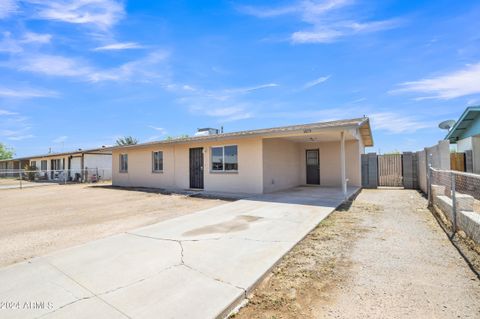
116, 117, 374, 150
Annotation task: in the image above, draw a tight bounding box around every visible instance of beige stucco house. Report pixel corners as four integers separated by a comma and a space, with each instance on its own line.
112, 117, 373, 195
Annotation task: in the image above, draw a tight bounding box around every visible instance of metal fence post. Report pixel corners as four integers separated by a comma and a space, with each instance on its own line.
451, 172, 457, 234
427, 166, 432, 207
19, 169, 22, 190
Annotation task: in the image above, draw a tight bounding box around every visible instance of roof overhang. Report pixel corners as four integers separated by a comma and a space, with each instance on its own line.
115, 117, 374, 151
5, 146, 114, 162
445, 106, 480, 143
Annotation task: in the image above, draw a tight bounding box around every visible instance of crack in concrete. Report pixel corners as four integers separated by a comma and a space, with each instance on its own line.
35, 296, 92, 319
180, 264, 248, 299
97, 264, 178, 297
125, 232, 248, 298
39, 260, 132, 319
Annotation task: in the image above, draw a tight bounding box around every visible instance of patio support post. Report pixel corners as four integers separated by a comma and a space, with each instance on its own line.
340, 131, 347, 198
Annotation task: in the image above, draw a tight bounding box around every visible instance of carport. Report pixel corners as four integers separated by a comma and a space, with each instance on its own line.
261, 121, 373, 197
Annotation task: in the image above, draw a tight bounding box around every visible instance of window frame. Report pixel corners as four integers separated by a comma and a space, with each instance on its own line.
40, 160, 47, 171
210, 144, 238, 173
119, 153, 128, 173
152, 151, 164, 173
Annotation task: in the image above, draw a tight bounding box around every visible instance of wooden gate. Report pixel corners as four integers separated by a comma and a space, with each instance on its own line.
378, 154, 403, 187
450, 152, 465, 172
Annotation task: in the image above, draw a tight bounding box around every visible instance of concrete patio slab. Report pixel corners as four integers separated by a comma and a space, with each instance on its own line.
0, 186, 357, 319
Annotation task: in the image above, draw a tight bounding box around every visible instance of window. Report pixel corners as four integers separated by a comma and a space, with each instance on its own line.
211, 145, 238, 172
119, 154, 128, 172
152, 151, 163, 172
31, 161, 36, 169
41, 160, 47, 171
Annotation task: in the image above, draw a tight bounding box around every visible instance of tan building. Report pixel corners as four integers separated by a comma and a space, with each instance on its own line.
112, 117, 373, 195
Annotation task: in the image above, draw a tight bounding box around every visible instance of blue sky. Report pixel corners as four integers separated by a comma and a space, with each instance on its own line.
1, 0, 479, 157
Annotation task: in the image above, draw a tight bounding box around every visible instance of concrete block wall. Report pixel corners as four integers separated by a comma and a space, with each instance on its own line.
434, 191, 480, 245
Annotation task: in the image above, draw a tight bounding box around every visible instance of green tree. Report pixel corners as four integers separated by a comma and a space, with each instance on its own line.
0, 143, 14, 160
115, 136, 138, 146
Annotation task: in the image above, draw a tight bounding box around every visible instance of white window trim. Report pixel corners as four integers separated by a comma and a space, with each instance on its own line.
119, 154, 128, 173
152, 151, 164, 173
210, 144, 238, 173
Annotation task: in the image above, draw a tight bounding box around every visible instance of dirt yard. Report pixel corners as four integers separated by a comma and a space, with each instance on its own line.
0, 184, 228, 267
233, 189, 480, 319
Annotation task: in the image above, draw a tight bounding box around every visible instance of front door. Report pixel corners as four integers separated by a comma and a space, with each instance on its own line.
189, 147, 204, 189
306, 149, 320, 185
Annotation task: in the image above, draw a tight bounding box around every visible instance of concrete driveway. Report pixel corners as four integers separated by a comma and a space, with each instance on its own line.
0, 186, 357, 319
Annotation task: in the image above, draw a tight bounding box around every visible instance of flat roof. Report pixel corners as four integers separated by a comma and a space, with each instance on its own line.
0, 146, 113, 163
445, 106, 480, 143
116, 117, 374, 150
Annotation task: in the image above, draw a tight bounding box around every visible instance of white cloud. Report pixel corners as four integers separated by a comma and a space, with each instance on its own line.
7, 134, 35, 141
148, 126, 167, 134
0, 31, 52, 53
201, 105, 253, 122
370, 112, 434, 134
10, 50, 169, 82
225, 83, 279, 94
241, 0, 402, 44
0, 128, 34, 141
237, 4, 298, 18
391, 63, 480, 100
0, 110, 34, 141
0, 0, 17, 19
0, 109, 17, 115
25, 0, 125, 30
0, 86, 58, 98
53, 135, 68, 143
21, 32, 52, 44
303, 75, 330, 89
170, 81, 279, 123
93, 42, 144, 51
18, 54, 92, 77
0, 31, 22, 52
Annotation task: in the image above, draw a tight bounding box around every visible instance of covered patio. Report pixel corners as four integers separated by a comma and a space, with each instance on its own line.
261, 122, 373, 197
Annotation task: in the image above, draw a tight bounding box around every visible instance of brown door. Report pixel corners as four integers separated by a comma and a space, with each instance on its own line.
189, 147, 204, 189
306, 149, 320, 185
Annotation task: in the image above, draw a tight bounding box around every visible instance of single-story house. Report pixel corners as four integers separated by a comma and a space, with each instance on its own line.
28, 147, 113, 181
112, 117, 373, 195
0, 158, 30, 177
445, 106, 480, 173
3, 147, 113, 181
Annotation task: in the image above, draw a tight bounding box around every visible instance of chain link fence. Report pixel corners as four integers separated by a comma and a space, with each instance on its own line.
429, 167, 480, 244
0, 168, 112, 190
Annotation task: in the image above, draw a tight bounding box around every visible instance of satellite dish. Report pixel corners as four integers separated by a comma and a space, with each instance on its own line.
438, 120, 456, 131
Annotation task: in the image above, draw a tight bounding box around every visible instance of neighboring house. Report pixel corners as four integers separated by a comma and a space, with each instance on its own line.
112, 117, 373, 195
1, 147, 113, 181
28, 147, 113, 181
0, 158, 30, 176
445, 106, 480, 173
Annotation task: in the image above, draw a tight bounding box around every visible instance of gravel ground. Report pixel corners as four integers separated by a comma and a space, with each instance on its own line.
0, 184, 228, 267
233, 189, 480, 319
